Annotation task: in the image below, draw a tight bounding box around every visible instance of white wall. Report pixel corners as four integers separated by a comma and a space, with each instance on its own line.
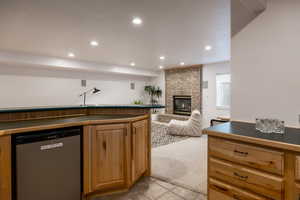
231, 0, 300, 127
0, 66, 150, 108
202, 62, 230, 128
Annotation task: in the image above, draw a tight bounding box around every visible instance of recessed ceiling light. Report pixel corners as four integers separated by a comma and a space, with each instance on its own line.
68, 52, 75, 58
130, 62, 136, 66
205, 45, 212, 51
159, 56, 165, 60
180, 62, 185, 66
132, 17, 142, 25
90, 41, 99, 47
159, 65, 164, 69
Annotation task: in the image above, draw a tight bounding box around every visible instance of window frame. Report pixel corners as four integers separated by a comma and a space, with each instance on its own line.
216, 73, 231, 110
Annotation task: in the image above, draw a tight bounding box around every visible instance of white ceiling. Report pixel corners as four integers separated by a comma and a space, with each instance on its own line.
0, 0, 230, 70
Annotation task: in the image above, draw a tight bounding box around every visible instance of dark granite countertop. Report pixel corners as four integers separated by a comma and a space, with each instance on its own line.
0, 114, 146, 136
203, 121, 300, 152
0, 104, 165, 113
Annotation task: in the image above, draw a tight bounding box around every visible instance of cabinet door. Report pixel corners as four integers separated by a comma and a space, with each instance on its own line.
0, 136, 11, 200
132, 120, 149, 183
86, 124, 130, 193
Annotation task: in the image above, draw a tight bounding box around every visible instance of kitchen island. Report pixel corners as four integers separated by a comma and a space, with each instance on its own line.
0, 105, 164, 200
204, 121, 300, 200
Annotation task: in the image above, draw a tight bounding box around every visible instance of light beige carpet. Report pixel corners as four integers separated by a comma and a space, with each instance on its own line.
151, 135, 207, 195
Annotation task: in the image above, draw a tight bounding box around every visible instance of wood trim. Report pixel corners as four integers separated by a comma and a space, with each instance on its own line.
284, 152, 296, 200
0, 136, 11, 200
146, 113, 151, 176
85, 188, 129, 200
295, 156, 300, 181
83, 126, 92, 195
204, 129, 300, 153
0, 107, 151, 122
0, 115, 149, 136
0, 109, 87, 122
207, 136, 211, 200
88, 108, 149, 116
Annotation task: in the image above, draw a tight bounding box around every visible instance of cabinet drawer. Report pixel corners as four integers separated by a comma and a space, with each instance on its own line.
209, 178, 273, 200
209, 137, 284, 175
209, 188, 236, 200
209, 158, 283, 200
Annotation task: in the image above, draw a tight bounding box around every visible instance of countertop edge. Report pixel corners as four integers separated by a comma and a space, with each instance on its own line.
203, 128, 300, 153
0, 114, 148, 137
0, 105, 165, 114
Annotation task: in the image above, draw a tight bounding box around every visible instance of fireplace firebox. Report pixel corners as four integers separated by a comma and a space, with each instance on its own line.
173, 96, 191, 116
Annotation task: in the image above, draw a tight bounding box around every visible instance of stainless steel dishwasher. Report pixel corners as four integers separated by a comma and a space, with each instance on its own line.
13, 127, 82, 200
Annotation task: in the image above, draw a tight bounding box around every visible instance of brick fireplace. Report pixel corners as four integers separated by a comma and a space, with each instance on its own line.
165, 65, 202, 115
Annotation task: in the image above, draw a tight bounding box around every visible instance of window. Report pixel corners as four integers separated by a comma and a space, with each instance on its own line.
216, 74, 231, 109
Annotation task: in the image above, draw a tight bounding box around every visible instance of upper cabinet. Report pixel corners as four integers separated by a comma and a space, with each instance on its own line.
0, 136, 11, 200
132, 120, 149, 183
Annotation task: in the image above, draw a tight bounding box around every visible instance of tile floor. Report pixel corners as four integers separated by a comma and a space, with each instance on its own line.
94, 177, 207, 200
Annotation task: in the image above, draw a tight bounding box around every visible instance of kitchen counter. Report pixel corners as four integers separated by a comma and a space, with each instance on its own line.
203, 121, 300, 152
0, 104, 165, 113
0, 107, 153, 200
0, 114, 146, 136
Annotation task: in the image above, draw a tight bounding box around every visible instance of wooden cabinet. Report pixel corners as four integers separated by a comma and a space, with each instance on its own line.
209, 137, 284, 175
83, 118, 150, 197
208, 136, 286, 200
209, 157, 283, 200
209, 178, 271, 200
205, 122, 300, 200
84, 123, 131, 194
132, 120, 149, 183
0, 136, 11, 200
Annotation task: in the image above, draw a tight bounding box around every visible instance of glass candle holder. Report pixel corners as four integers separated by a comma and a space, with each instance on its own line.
255, 118, 285, 134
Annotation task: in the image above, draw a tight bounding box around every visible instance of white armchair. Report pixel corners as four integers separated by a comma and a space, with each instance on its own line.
151, 114, 189, 147
167, 110, 202, 137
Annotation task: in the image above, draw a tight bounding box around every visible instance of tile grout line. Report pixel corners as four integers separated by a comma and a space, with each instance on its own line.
153, 180, 187, 200
155, 180, 205, 200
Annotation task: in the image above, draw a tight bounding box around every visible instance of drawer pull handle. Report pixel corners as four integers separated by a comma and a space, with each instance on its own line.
102, 141, 106, 151
234, 150, 248, 156
233, 172, 248, 180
